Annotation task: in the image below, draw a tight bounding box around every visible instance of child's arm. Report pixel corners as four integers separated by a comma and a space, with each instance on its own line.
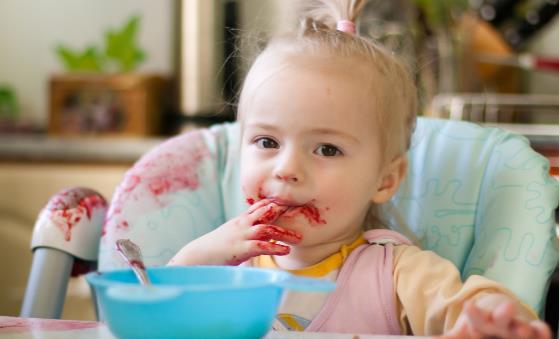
167, 199, 302, 266
393, 245, 551, 337
439, 294, 551, 339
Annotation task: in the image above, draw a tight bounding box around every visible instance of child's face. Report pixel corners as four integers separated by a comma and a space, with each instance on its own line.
240, 60, 387, 247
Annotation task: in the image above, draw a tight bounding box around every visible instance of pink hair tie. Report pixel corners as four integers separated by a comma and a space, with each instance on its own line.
336, 20, 356, 34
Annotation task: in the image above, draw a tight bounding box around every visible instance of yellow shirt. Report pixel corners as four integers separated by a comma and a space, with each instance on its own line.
254, 235, 538, 335
255, 236, 366, 331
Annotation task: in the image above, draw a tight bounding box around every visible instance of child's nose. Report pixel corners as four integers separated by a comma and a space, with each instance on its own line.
273, 151, 304, 184
275, 173, 299, 183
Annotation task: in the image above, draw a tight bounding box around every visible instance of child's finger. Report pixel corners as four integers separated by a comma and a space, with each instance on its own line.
530, 320, 552, 339
249, 224, 302, 244
224, 240, 290, 265
491, 301, 516, 337
246, 198, 273, 214
465, 301, 493, 335
247, 240, 290, 256
512, 320, 536, 339
249, 203, 289, 226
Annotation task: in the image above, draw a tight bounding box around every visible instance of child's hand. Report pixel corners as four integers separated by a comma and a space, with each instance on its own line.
439, 298, 551, 339
167, 199, 302, 266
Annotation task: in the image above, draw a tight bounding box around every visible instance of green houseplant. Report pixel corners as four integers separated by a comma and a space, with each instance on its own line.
56, 16, 146, 73
50, 15, 165, 137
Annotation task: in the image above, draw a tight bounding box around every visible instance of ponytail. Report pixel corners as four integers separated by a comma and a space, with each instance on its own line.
302, 0, 368, 30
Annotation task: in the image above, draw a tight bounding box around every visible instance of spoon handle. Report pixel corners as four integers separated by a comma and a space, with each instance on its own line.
116, 239, 152, 285
131, 264, 151, 285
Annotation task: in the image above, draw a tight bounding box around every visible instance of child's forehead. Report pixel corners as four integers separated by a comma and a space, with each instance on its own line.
238, 54, 382, 136
246, 63, 375, 115
241, 77, 378, 139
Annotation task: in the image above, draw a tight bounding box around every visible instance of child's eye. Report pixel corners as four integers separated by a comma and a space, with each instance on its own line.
315, 144, 342, 157
255, 137, 279, 149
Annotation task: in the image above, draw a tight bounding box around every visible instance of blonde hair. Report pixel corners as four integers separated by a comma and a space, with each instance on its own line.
239, 0, 417, 161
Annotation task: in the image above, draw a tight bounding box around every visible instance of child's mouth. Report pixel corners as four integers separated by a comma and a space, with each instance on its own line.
268, 198, 303, 208
268, 198, 326, 225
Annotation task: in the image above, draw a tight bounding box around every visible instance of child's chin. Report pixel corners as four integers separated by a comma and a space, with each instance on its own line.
275, 217, 310, 240
276, 215, 305, 228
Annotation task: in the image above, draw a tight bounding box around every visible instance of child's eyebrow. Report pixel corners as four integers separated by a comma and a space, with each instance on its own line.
245, 123, 279, 133
311, 128, 360, 144
246, 123, 359, 144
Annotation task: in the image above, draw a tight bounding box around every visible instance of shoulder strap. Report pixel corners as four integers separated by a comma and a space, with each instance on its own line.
307, 230, 408, 334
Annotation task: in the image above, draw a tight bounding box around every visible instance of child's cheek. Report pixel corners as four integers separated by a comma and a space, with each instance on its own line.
241, 180, 266, 207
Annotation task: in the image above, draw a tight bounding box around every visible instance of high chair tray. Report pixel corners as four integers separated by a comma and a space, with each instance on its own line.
0, 316, 425, 338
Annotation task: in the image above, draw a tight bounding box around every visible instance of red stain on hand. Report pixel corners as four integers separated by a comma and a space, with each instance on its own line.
252, 225, 302, 244
252, 205, 286, 225
47, 188, 107, 241
256, 241, 290, 255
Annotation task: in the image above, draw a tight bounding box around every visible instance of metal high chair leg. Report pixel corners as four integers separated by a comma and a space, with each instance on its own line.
20, 248, 74, 318
20, 187, 108, 319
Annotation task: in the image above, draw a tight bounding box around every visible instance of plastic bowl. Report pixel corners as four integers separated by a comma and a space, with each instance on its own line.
86, 266, 335, 339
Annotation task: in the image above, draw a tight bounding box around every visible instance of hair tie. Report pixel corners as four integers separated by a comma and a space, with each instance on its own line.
336, 20, 356, 34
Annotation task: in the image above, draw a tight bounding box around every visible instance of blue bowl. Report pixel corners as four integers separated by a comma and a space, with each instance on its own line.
86, 266, 335, 339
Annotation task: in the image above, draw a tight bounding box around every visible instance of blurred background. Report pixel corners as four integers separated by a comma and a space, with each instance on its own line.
0, 0, 558, 326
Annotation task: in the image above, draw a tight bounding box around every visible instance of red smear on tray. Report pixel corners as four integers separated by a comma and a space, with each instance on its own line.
0, 316, 100, 333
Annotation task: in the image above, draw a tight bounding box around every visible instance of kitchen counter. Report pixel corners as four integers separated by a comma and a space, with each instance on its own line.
482, 123, 559, 145
0, 135, 164, 164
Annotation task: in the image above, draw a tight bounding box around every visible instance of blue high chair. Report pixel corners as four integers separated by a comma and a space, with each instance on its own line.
21, 117, 559, 320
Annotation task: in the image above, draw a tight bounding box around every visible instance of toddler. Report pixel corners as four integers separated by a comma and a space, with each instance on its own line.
169, 0, 551, 337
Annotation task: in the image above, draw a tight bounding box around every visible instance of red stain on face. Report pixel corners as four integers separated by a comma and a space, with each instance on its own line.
47, 188, 107, 241
271, 199, 326, 226
297, 204, 326, 225
246, 185, 327, 226
257, 189, 266, 200
103, 131, 209, 237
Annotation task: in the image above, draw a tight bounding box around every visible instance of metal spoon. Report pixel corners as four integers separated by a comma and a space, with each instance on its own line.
116, 239, 152, 285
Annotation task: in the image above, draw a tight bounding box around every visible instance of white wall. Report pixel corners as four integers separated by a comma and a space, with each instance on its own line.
0, 0, 176, 127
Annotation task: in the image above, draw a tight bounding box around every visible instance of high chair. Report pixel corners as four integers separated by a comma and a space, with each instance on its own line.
21, 117, 559, 320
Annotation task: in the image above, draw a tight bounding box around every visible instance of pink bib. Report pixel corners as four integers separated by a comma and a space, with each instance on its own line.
306, 229, 412, 335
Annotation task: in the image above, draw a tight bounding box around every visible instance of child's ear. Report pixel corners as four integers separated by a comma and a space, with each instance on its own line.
371, 155, 407, 204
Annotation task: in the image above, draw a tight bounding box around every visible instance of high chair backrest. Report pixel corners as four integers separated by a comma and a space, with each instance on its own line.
23, 117, 558, 319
